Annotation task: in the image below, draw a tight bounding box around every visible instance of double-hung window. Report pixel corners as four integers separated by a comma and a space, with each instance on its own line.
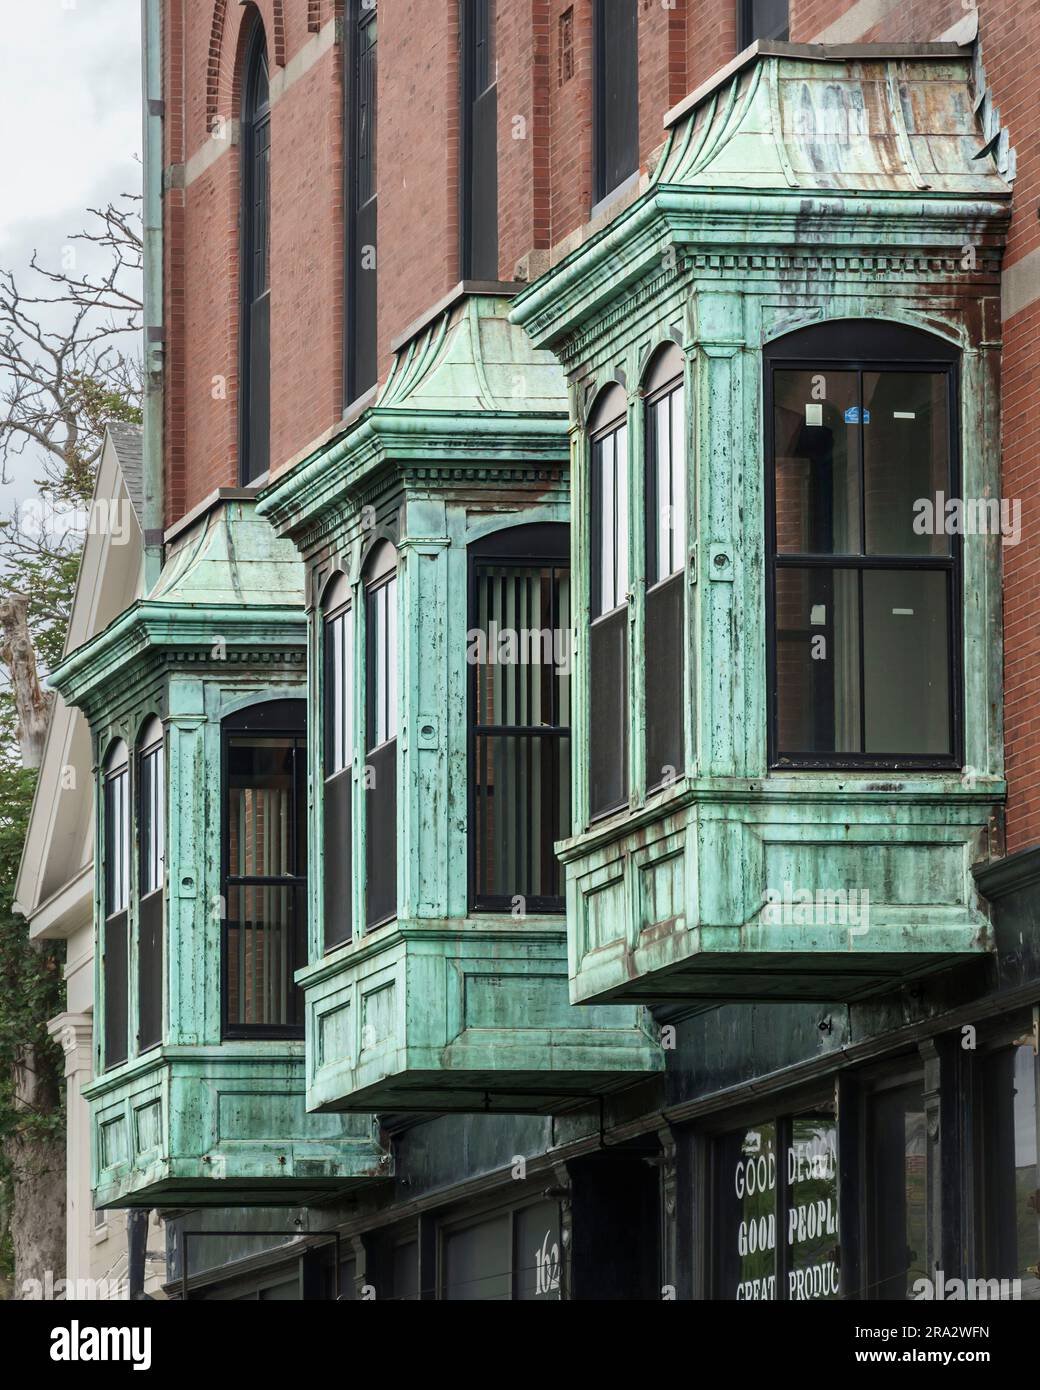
470, 524, 571, 912
644, 347, 686, 790
137, 719, 164, 1051
767, 322, 961, 769
589, 387, 629, 818
365, 544, 398, 927
323, 575, 354, 950
102, 741, 130, 1069
222, 701, 307, 1037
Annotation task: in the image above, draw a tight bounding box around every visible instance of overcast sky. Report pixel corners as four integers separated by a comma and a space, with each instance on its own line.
0, 0, 142, 511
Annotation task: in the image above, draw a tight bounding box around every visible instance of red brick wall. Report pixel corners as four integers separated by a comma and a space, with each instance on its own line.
164, 0, 1040, 857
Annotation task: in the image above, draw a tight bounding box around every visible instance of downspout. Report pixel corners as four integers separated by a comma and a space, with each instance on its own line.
141, 0, 165, 588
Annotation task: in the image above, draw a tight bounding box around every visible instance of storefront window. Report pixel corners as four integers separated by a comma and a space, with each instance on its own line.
441, 1199, 562, 1301
714, 1113, 838, 1300
979, 1045, 1040, 1299
867, 1077, 928, 1299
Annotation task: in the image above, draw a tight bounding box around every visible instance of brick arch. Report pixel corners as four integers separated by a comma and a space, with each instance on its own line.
205, 0, 229, 134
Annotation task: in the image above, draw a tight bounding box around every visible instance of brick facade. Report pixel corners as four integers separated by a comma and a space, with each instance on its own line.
163, 0, 1040, 847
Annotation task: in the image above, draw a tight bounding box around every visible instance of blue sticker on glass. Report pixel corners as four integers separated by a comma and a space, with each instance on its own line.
844, 406, 870, 424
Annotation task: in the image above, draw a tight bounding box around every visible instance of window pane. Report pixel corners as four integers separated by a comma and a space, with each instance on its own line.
774, 370, 860, 555
366, 739, 397, 927
443, 1213, 512, 1301
105, 770, 129, 915
648, 386, 685, 584
589, 607, 628, 816
140, 745, 164, 897
645, 571, 683, 787
595, 0, 639, 199
226, 883, 304, 1029
366, 578, 397, 749
104, 909, 128, 1069
324, 769, 352, 950
786, 1117, 840, 1301
869, 1080, 927, 1300
474, 734, 569, 905
749, 0, 789, 41
862, 569, 949, 755
138, 889, 163, 1051
714, 1123, 778, 1300
775, 568, 861, 755
227, 739, 295, 877
324, 606, 353, 776
863, 371, 950, 556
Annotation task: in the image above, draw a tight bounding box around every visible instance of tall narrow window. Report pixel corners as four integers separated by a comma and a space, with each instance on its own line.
137, 719, 164, 1052
644, 346, 686, 791
737, 0, 790, 48
365, 544, 397, 927
471, 525, 570, 913
323, 575, 354, 950
461, 0, 498, 280
589, 385, 629, 819
347, 0, 378, 403
593, 0, 639, 204
767, 321, 961, 770
222, 701, 306, 1037
240, 21, 271, 483
102, 741, 130, 1069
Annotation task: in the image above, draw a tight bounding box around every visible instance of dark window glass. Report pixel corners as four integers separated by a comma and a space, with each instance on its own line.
347, 2, 378, 401
978, 1047, 1040, 1298
223, 707, 307, 1037
103, 763, 129, 1069
590, 416, 628, 817
738, 0, 789, 47
867, 1079, 928, 1299
645, 376, 685, 789
713, 1115, 838, 1300
461, 0, 498, 279
240, 24, 271, 483
769, 354, 959, 768
594, 0, 639, 203
471, 553, 570, 912
515, 1200, 563, 1300
323, 599, 353, 949
138, 738, 164, 1051
365, 573, 397, 927
444, 1212, 512, 1301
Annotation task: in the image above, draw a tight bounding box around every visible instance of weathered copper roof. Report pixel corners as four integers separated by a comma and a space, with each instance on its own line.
652, 47, 1012, 198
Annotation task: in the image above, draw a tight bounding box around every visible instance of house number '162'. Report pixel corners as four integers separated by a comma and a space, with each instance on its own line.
535, 1230, 561, 1296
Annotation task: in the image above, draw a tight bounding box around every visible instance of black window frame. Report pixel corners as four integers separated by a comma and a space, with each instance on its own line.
364, 555, 398, 929
239, 18, 271, 484
974, 1027, 1040, 1296
460, 0, 499, 281
737, 0, 790, 49
593, 0, 639, 206
102, 746, 130, 1071
220, 700, 307, 1041
137, 725, 165, 1053
588, 394, 630, 820
643, 351, 686, 792
764, 321, 963, 772
468, 523, 571, 915
323, 577, 354, 952
345, 0, 379, 405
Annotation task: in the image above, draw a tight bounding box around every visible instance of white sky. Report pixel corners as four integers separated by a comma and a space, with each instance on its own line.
0, 0, 142, 510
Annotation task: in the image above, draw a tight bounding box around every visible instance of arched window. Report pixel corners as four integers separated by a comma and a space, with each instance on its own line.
102, 739, 130, 1069
588, 384, 629, 818
766, 320, 961, 768
643, 345, 686, 790
240, 19, 271, 483
469, 523, 570, 912
364, 542, 398, 927
323, 573, 354, 949
137, 717, 165, 1051
222, 700, 306, 1037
